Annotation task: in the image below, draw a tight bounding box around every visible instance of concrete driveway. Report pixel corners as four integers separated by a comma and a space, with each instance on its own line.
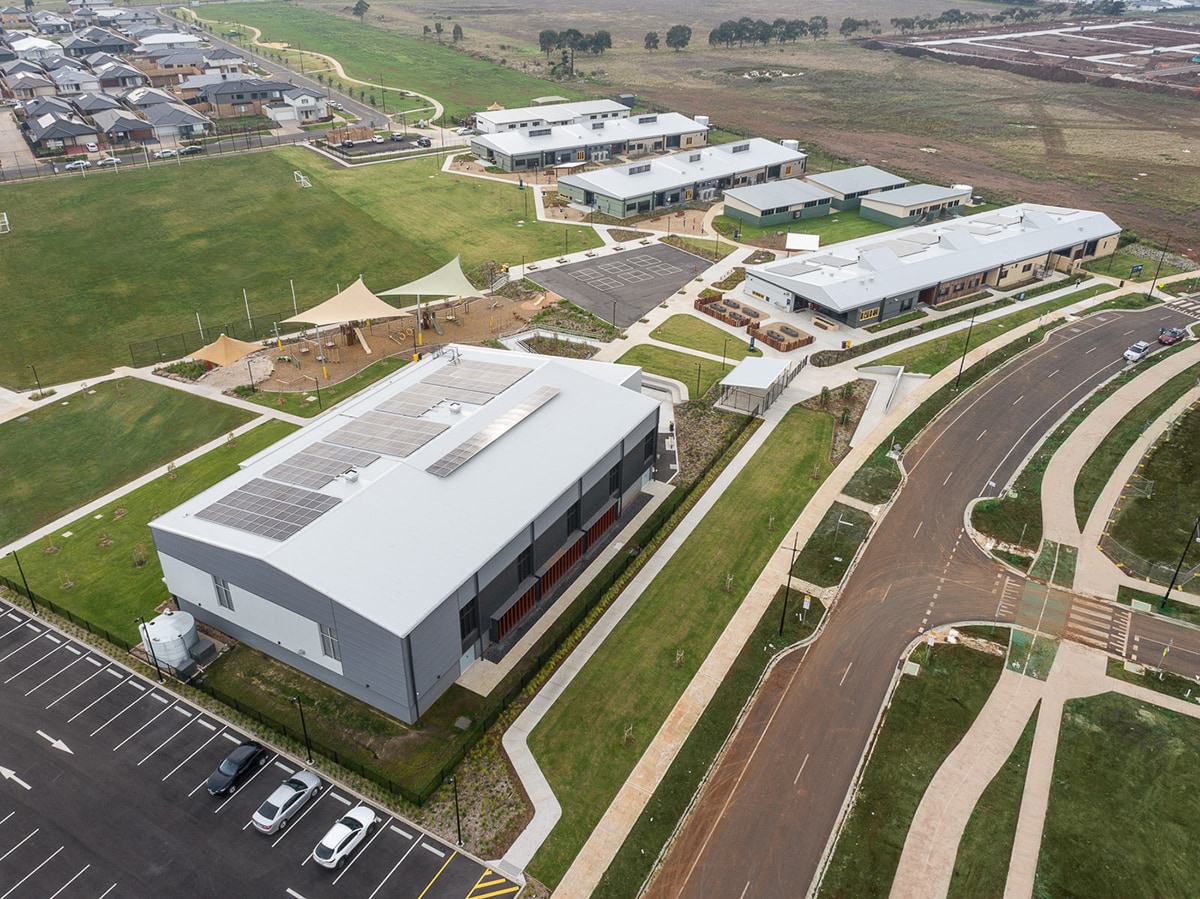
0, 109, 40, 180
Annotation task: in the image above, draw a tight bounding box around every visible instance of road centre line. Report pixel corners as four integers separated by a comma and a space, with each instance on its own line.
68, 673, 135, 722
794, 753, 810, 785
168, 726, 227, 783
45, 662, 110, 708
839, 663, 854, 687
0, 845, 63, 899
5, 642, 66, 683
367, 834, 425, 899
113, 699, 179, 750
333, 814, 392, 884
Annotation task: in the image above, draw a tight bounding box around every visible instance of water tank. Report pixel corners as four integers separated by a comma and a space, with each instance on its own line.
781, 139, 800, 151
139, 610, 198, 670
695, 115, 710, 128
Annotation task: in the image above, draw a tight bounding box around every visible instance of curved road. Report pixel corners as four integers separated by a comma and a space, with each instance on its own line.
647, 303, 1200, 899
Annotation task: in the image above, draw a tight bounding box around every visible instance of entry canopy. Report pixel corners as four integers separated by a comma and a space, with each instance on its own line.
720, 357, 790, 392
282, 277, 409, 328
378, 256, 479, 299
190, 333, 263, 367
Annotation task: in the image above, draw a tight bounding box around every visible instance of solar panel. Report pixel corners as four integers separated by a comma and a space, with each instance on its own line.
196, 477, 341, 541
326, 410, 449, 457
376, 381, 496, 419
266, 442, 380, 489
421, 359, 533, 397
426, 387, 559, 478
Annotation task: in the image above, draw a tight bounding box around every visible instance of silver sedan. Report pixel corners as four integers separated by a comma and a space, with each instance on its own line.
251, 770, 323, 834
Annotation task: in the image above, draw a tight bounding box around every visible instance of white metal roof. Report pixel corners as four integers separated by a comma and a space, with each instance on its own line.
723, 178, 830, 211
747, 204, 1120, 313
476, 98, 628, 128
151, 346, 656, 638
471, 111, 704, 158
805, 165, 907, 197
720, 357, 790, 391
559, 138, 805, 202
860, 183, 971, 209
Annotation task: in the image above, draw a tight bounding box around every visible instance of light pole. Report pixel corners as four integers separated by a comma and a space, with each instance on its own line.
1163, 513, 1200, 609
450, 775, 463, 845
246, 359, 256, 392
305, 375, 323, 409
695, 362, 701, 396
780, 532, 799, 637
7, 550, 35, 614
292, 695, 314, 764
29, 364, 42, 398
136, 615, 164, 683
721, 337, 729, 370
1147, 233, 1173, 300
953, 303, 979, 391
612, 300, 618, 328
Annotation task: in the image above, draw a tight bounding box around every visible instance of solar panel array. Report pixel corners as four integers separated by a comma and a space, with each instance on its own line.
327, 410, 450, 458
266, 442, 380, 490
196, 477, 341, 541
422, 359, 533, 395
426, 386, 560, 478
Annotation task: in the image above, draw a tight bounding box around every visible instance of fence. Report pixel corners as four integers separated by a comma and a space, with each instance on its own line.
128, 305, 304, 368
0, 574, 134, 652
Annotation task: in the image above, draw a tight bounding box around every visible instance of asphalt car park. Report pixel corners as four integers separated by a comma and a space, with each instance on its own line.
527, 242, 712, 328
0, 598, 520, 899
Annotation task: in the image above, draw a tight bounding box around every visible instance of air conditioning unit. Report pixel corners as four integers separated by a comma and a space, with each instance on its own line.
699, 187, 716, 201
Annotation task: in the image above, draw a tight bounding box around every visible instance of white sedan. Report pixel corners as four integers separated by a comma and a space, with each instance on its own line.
1123, 341, 1151, 363
311, 806, 378, 869
251, 770, 322, 834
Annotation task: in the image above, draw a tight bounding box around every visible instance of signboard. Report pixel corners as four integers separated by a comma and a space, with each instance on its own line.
803, 595, 812, 611
1131, 263, 1144, 275
927, 633, 936, 648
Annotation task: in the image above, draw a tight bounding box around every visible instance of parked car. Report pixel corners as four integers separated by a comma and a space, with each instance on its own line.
391, 132, 405, 142
1159, 327, 1188, 346
96, 156, 119, 166
1123, 341, 1152, 363
251, 771, 322, 834
84, 141, 99, 153
312, 806, 379, 869
206, 740, 267, 795
153, 148, 177, 159
416, 137, 432, 148
63, 159, 91, 171
455, 126, 473, 136
371, 134, 385, 144
179, 145, 203, 155
340, 140, 354, 149
330, 101, 345, 111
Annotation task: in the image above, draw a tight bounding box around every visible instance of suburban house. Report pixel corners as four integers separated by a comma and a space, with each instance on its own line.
134, 31, 202, 52
22, 95, 75, 118
30, 11, 73, 34
197, 77, 286, 117
470, 111, 710, 173
1, 59, 43, 77
0, 8, 28, 29
90, 106, 152, 143
93, 60, 144, 91
473, 98, 631, 133
721, 179, 833, 228
120, 84, 176, 109
143, 100, 210, 139
859, 184, 973, 226
804, 165, 909, 210
263, 85, 329, 125
68, 0, 115, 9
49, 65, 99, 94
150, 347, 660, 724
76, 26, 134, 54
9, 36, 60, 60
27, 110, 98, 150
59, 35, 99, 58
5, 71, 56, 98
557, 138, 806, 219
743, 204, 1120, 326
71, 89, 121, 113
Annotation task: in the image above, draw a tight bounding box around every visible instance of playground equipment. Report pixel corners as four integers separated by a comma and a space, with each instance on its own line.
294, 170, 312, 188
0, 212, 9, 234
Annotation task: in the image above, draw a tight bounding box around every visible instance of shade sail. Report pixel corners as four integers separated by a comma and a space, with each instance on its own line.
378, 256, 479, 298
282, 277, 409, 327
190, 334, 263, 367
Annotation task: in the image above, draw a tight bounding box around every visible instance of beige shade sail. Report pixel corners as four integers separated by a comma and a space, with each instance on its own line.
281, 277, 409, 327
486, 102, 505, 111
378, 256, 479, 298
190, 333, 263, 367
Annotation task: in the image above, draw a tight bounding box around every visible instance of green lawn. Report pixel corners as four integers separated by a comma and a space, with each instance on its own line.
793, 502, 873, 588
241, 356, 408, 418
819, 641, 1006, 898
713, 211, 893, 244
1074, 359, 1200, 529
1036, 694, 1200, 898
0, 147, 600, 387
649, 315, 758, 361
947, 702, 1038, 899
0, 419, 295, 642
0, 378, 254, 547
1083, 248, 1188, 282
528, 407, 835, 887
617, 345, 729, 398
871, 285, 1114, 375
866, 309, 928, 333
198, 3, 580, 121
663, 236, 737, 261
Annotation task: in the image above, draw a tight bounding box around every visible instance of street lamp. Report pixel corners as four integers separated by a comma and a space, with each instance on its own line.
953, 303, 979, 391
780, 532, 799, 637
450, 774, 463, 846
292, 695, 314, 764
6, 550, 35, 614
1163, 514, 1200, 609
695, 362, 701, 396
136, 615, 164, 683
305, 375, 323, 409
1147, 233, 1173, 301
721, 337, 729, 370
29, 364, 42, 398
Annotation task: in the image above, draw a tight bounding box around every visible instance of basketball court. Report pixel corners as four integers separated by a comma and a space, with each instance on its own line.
528, 243, 711, 328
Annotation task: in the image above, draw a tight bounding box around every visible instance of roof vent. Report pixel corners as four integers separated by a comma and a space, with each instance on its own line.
343, 469, 360, 483
449, 402, 463, 414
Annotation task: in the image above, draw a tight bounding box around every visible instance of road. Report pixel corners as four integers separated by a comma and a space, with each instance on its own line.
647, 303, 1200, 899
0, 598, 517, 899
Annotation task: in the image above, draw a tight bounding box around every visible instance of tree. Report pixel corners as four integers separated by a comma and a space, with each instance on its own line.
591, 30, 612, 54
753, 19, 773, 45
352, 0, 369, 23
707, 27, 720, 48
808, 15, 828, 39
645, 30, 660, 50
559, 28, 585, 74
23, 0, 32, 10
434, 21, 443, 42
714, 20, 738, 47
423, 24, 431, 34
538, 28, 559, 58
772, 18, 789, 43
665, 24, 692, 52
839, 17, 870, 37
452, 23, 463, 42
736, 16, 754, 46
891, 17, 917, 34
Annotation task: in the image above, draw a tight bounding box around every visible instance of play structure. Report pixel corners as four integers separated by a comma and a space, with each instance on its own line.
293, 171, 312, 189
0, 212, 9, 235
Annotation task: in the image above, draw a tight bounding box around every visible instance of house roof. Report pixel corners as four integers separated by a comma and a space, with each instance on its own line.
805, 165, 907, 197
198, 76, 284, 100
10, 35, 58, 51
137, 31, 202, 46
29, 110, 95, 139
23, 95, 74, 115
747, 204, 1120, 313
150, 345, 657, 638
93, 60, 142, 80
121, 85, 175, 105
283, 85, 325, 101
7, 71, 52, 87
559, 138, 805, 202
90, 106, 146, 131
723, 178, 832, 211
476, 98, 628, 127
143, 100, 209, 126
49, 65, 97, 84
860, 183, 971, 209
471, 111, 705, 158
72, 89, 120, 111
720, 357, 790, 391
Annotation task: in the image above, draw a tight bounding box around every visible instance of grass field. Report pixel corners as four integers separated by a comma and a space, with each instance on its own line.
0, 419, 295, 641
617, 345, 729, 398
198, 3, 581, 121
649, 315, 757, 361
713, 210, 893, 244
1074, 359, 1200, 529
947, 702, 1038, 899
871, 285, 1113, 374
241, 357, 408, 417
0, 378, 253, 547
819, 641, 1006, 898
793, 502, 873, 588
528, 407, 835, 887
1036, 693, 1200, 898
0, 148, 600, 388
1083, 248, 1188, 282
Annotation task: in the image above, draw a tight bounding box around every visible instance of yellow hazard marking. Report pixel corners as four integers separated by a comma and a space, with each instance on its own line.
416, 850, 457, 899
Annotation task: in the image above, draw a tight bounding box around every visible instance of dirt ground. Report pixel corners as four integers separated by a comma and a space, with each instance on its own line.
639, 208, 710, 235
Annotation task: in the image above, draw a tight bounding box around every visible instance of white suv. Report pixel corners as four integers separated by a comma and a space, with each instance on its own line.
312, 806, 378, 869
1123, 341, 1151, 363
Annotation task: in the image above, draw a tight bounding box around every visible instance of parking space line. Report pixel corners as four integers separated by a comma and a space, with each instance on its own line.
0, 617, 29, 640
471, 884, 519, 899
113, 699, 179, 751
390, 825, 412, 839
167, 725, 227, 782
0, 630, 45, 664
214, 753, 276, 813
63, 671, 129, 718
86, 657, 102, 667
0, 812, 12, 827
196, 718, 216, 731
138, 714, 198, 766
65, 645, 80, 655
174, 707, 192, 717
332, 814, 392, 884
97, 885, 117, 898
0, 828, 38, 863
366, 830, 425, 899
271, 782, 328, 847
0, 845, 63, 899
5, 642, 66, 683
423, 843, 445, 858
45, 634, 61, 644
274, 761, 295, 774
414, 850, 457, 899
89, 686, 154, 736
47, 864, 89, 899
329, 792, 351, 805
130, 681, 146, 692
222, 733, 241, 744
4, 612, 21, 622
286, 890, 308, 899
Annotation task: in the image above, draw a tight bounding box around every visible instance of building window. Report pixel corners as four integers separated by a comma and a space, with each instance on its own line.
319, 623, 340, 661
213, 576, 233, 610
608, 462, 621, 495
517, 546, 533, 581
858, 307, 881, 322
1022, 263, 1033, 273
459, 599, 479, 641
567, 500, 581, 532
643, 430, 656, 461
